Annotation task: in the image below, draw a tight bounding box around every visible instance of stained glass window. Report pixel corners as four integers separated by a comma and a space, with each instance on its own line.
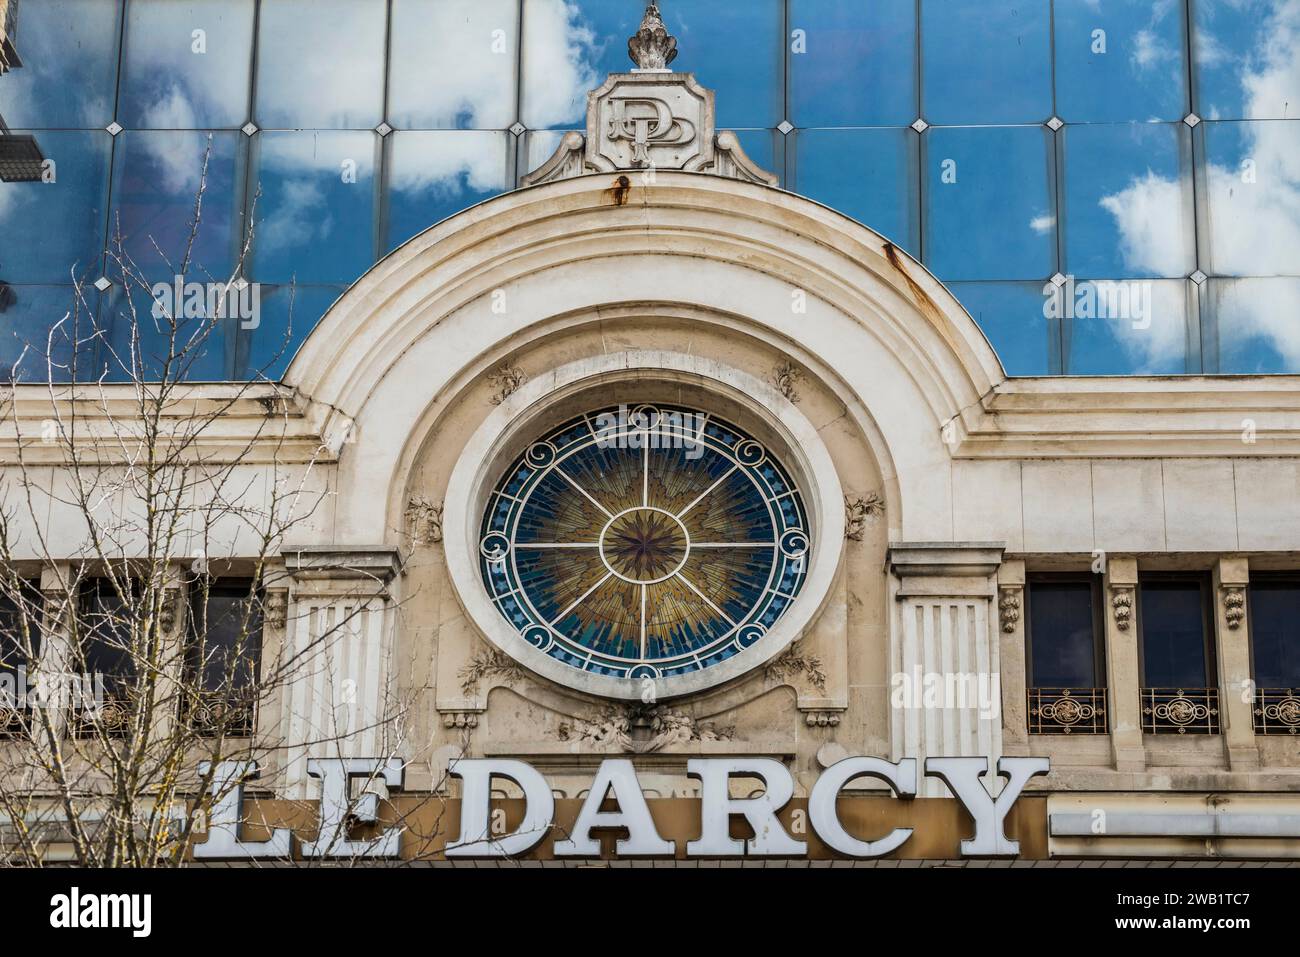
478, 405, 810, 680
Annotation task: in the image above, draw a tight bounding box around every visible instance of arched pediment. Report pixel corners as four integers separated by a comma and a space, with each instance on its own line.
284, 171, 1006, 546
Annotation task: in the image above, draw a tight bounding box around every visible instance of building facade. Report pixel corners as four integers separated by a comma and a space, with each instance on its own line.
0, 1, 1298, 864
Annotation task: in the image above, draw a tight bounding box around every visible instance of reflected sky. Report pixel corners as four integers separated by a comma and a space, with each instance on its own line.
120, 0, 255, 130
1063, 123, 1195, 279
250, 132, 377, 284
1, 0, 1299, 378
255, 0, 387, 129
109, 131, 245, 284
1054, 0, 1188, 123
924, 127, 1056, 281
921, 0, 1052, 125
0, 0, 120, 128
0, 131, 111, 284
790, 0, 916, 128
389, 0, 519, 130
795, 129, 918, 256
384, 132, 509, 252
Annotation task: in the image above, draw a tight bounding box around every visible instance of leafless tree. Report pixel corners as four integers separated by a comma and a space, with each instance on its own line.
0, 145, 448, 866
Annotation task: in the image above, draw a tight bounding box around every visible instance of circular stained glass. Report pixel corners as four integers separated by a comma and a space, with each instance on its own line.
478, 404, 811, 681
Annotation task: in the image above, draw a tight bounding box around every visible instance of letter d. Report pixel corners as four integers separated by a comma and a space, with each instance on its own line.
446, 759, 555, 857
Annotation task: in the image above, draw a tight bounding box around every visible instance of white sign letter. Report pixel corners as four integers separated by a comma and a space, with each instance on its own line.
554, 759, 673, 857
686, 758, 805, 856
447, 759, 555, 857
924, 756, 1049, 856
809, 757, 917, 857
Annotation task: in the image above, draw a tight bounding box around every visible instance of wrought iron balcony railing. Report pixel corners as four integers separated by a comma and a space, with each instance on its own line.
1141, 687, 1220, 734
1027, 687, 1108, 734
182, 690, 257, 738
1254, 688, 1300, 736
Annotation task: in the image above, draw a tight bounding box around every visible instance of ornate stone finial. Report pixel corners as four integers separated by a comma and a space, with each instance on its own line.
629, 2, 677, 71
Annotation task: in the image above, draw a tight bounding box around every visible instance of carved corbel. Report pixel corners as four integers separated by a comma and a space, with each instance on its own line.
1110, 585, 1135, 632
1222, 586, 1246, 630
998, 586, 1022, 634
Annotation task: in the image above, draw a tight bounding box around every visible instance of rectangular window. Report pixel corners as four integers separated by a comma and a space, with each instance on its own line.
1248, 576, 1300, 735
1025, 575, 1107, 734
0, 583, 40, 735
184, 579, 262, 736
1138, 575, 1219, 734
74, 578, 139, 738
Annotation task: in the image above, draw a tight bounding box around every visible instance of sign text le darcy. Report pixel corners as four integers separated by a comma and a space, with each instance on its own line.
194, 756, 1049, 860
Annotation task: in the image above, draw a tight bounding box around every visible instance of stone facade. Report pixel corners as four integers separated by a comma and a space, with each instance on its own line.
2, 30, 1299, 861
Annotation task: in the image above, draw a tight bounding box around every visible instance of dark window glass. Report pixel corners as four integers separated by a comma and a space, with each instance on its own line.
1028, 580, 1100, 687
186, 580, 262, 694
0, 584, 40, 675
1139, 579, 1212, 687
1249, 580, 1300, 688
78, 579, 138, 697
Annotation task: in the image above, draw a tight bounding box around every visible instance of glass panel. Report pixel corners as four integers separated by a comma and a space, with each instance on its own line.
1064, 278, 1190, 374
120, 0, 255, 129
1063, 123, 1194, 279
239, 284, 345, 380
1139, 580, 1210, 688
249, 131, 377, 285
789, 0, 917, 128
1250, 581, 1300, 688
1054, 0, 1188, 123
0, 130, 111, 284
0, 0, 121, 129
520, 0, 615, 130
1209, 277, 1300, 373
0, 284, 94, 382
1192, 0, 1300, 121
924, 126, 1055, 281
389, 0, 518, 130
521, 0, 782, 130
79, 580, 139, 694
0, 585, 39, 674
188, 582, 261, 692
729, 129, 779, 184
948, 282, 1056, 376
384, 131, 509, 253
109, 131, 245, 284
1028, 581, 1098, 687
96, 280, 231, 382
1202, 119, 1300, 277
920, 0, 1052, 125
794, 128, 918, 254
255, 0, 386, 129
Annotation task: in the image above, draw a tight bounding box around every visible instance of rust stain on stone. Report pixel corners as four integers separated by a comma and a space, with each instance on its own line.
883, 241, 941, 326
608, 174, 632, 206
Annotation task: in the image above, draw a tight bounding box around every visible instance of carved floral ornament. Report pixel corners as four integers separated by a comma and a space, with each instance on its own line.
1222, 586, 1246, 630
1111, 585, 1134, 631
558, 703, 734, 753
844, 493, 884, 541
998, 587, 1022, 634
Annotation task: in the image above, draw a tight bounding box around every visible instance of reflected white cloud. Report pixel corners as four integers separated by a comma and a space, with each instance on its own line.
522, 0, 601, 128
1103, 0, 1300, 368
389, 0, 518, 129
389, 134, 507, 197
